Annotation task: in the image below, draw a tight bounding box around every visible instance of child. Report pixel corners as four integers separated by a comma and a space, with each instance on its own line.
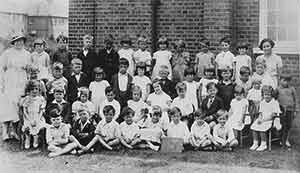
183, 68, 201, 110
21, 80, 47, 149
247, 79, 262, 116
118, 36, 135, 76
46, 109, 83, 157
216, 68, 236, 111
166, 107, 190, 145
235, 66, 252, 95
45, 87, 71, 124
172, 39, 190, 83
233, 42, 252, 81
127, 85, 149, 124
213, 113, 238, 151
251, 60, 276, 89
26, 65, 47, 98
157, 65, 177, 99
276, 74, 297, 148
133, 36, 152, 76
132, 62, 152, 101
111, 58, 133, 109
99, 86, 121, 121
250, 86, 281, 151
201, 82, 224, 128
195, 38, 215, 79
67, 58, 90, 104
89, 67, 110, 115
215, 37, 235, 80
72, 87, 96, 124
199, 67, 218, 104
71, 109, 95, 146
46, 62, 68, 102
119, 107, 142, 149
30, 38, 51, 80
152, 37, 172, 80
171, 82, 194, 125
139, 105, 164, 151
79, 105, 121, 153
189, 110, 214, 150
227, 86, 249, 138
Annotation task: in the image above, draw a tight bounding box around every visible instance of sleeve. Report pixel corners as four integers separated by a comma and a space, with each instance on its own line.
88, 82, 93, 92
72, 102, 79, 113
183, 124, 190, 142
153, 52, 158, 60
232, 55, 237, 63
276, 55, 283, 68
114, 124, 121, 138
46, 127, 53, 144
114, 102, 121, 121
227, 126, 236, 141
94, 122, 102, 135
273, 101, 281, 114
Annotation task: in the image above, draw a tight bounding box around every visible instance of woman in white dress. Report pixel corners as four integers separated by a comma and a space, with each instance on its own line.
0, 35, 31, 140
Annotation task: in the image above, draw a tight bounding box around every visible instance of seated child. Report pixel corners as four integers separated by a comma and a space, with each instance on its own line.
199, 67, 218, 103
235, 66, 252, 96
250, 85, 281, 151
247, 79, 262, 117
201, 82, 224, 128
71, 109, 95, 146
157, 65, 177, 99
213, 113, 238, 151
79, 105, 121, 153
139, 105, 164, 151
99, 86, 121, 122
189, 110, 214, 150
227, 85, 249, 138
46, 109, 83, 157
119, 107, 142, 149
21, 80, 47, 149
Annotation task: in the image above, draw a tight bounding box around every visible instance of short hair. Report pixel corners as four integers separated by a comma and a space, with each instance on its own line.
119, 58, 129, 67
279, 74, 292, 81
131, 85, 142, 96
159, 65, 169, 73
53, 62, 64, 70
259, 38, 275, 50
255, 59, 266, 68
204, 67, 215, 74
239, 66, 250, 75
136, 62, 146, 71
53, 87, 65, 94
261, 85, 273, 96
49, 108, 61, 118
200, 38, 210, 47
221, 67, 232, 74
105, 86, 114, 95
157, 37, 169, 47
251, 78, 262, 85
169, 106, 182, 117
78, 87, 89, 97
25, 80, 40, 92
78, 109, 90, 116
175, 82, 187, 91
193, 109, 206, 119
206, 82, 217, 91
83, 34, 93, 41
184, 68, 196, 76
71, 58, 82, 65
152, 78, 162, 86
236, 42, 248, 50
121, 107, 135, 118
103, 105, 115, 115
56, 35, 68, 43
28, 65, 40, 74
220, 36, 231, 44
152, 105, 162, 117
234, 85, 245, 94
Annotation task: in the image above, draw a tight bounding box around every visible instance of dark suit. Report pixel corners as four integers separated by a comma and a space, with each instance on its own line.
216, 81, 236, 111
71, 119, 95, 145
160, 78, 177, 99
77, 49, 98, 81
67, 72, 90, 104
45, 100, 71, 124
98, 48, 119, 83
201, 96, 224, 123
111, 73, 133, 109
52, 48, 73, 78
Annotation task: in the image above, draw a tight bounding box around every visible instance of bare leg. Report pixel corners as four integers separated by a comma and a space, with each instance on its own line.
250, 131, 259, 150
48, 142, 78, 157
107, 138, 120, 147
2, 122, 9, 140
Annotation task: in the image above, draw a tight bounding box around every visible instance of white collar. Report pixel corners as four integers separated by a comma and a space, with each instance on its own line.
52, 99, 67, 104
118, 72, 127, 76
71, 72, 82, 76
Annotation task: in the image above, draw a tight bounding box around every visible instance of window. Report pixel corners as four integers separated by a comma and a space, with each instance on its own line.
258, 0, 300, 54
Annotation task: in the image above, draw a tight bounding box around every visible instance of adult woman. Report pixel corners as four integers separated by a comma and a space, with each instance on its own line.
0, 34, 31, 140
256, 38, 283, 88
171, 40, 190, 83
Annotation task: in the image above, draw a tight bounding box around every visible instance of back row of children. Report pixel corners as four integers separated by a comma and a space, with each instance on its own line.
8, 34, 297, 157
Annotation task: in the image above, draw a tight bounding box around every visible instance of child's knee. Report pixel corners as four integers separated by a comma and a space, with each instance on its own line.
201, 139, 211, 147
230, 139, 238, 147
48, 145, 59, 152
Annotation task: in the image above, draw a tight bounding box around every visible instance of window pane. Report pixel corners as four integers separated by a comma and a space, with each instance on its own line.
268, 12, 277, 26
267, 26, 277, 41
287, 27, 297, 41
278, 27, 287, 41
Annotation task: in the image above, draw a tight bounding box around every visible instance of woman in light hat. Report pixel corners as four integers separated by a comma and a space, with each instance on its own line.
0, 34, 31, 140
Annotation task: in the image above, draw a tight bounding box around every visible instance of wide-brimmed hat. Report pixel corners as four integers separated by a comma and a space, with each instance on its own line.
11, 35, 26, 44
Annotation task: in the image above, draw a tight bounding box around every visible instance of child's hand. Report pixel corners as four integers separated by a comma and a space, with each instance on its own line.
257, 119, 262, 124
31, 121, 37, 127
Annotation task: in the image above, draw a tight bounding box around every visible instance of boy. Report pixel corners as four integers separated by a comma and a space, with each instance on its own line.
46, 109, 83, 157
99, 86, 121, 122
216, 68, 236, 111
119, 107, 142, 149
67, 58, 90, 104
133, 36, 152, 77
79, 105, 120, 153
157, 65, 177, 99
111, 58, 133, 109
46, 62, 68, 102
195, 38, 215, 79
235, 66, 252, 95
46, 87, 71, 124
215, 37, 234, 80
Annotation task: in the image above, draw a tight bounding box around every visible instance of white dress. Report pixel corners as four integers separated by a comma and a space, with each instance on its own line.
140, 119, 163, 143
31, 51, 51, 79
152, 50, 172, 80
0, 47, 31, 122
119, 121, 140, 141
133, 49, 152, 65
215, 51, 234, 69
118, 48, 135, 76
226, 98, 249, 131
89, 80, 110, 114
167, 121, 190, 143
233, 54, 251, 79
251, 73, 276, 89
127, 99, 149, 123
132, 75, 152, 101
171, 97, 194, 116
183, 81, 201, 109
251, 99, 281, 132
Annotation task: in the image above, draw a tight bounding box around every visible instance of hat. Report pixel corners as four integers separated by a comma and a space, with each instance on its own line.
11, 34, 26, 44
104, 34, 114, 44
53, 62, 64, 70
33, 38, 45, 45
83, 34, 93, 41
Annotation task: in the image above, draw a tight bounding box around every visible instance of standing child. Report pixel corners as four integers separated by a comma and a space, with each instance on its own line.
30, 38, 51, 81
227, 86, 249, 138
235, 66, 252, 95
99, 86, 121, 122
26, 65, 47, 98
133, 36, 152, 76
152, 37, 172, 80
111, 58, 133, 109
119, 107, 142, 149
157, 65, 177, 99
183, 68, 201, 110
199, 67, 218, 104
276, 74, 297, 148
251, 60, 276, 89
195, 38, 215, 79
215, 37, 235, 80
89, 67, 110, 115
132, 62, 152, 101
213, 113, 238, 151
21, 80, 46, 149
233, 42, 252, 81
118, 36, 135, 76
46, 109, 83, 157
250, 86, 281, 151
171, 40, 190, 83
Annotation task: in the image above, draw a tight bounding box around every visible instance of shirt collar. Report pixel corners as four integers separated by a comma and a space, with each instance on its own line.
118, 72, 127, 76
72, 72, 82, 76
52, 99, 67, 104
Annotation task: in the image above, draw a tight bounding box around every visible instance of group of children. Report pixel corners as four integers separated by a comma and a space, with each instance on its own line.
3, 34, 297, 157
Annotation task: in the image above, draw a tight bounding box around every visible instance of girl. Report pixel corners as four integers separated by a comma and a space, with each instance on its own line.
199, 67, 218, 103
31, 38, 51, 81
251, 60, 276, 89
133, 36, 152, 76
247, 79, 262, 119
89, 67, 110, 115
227, 86, 249, 138
132, 62, 152, 101
152, 37, 172, 80
118, 36, 135, 76
250, 85, 281, 151
235, 66, 252, 95
183, 68, 201, 110
171, 40, 190, 83
26, 65, 47, 98
21, 80, 46, 149
233, 42, 252, 81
